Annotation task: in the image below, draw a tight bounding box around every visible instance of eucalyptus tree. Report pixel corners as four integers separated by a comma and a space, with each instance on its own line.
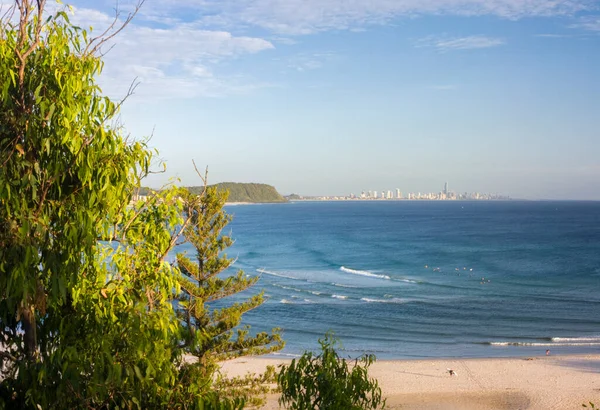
0, 1, 281, 408
0, 1, 182, 407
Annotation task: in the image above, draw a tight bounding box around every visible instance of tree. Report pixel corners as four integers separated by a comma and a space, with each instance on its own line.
0, 0, 188, 406
174, 171, 284, 406
278, 333, 386, 410
0, 2, 280, 408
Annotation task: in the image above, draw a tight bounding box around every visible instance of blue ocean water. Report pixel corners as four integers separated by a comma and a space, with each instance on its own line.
179, 201, 600, 359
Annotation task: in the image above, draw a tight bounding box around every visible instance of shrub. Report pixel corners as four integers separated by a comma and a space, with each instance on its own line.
277, 333, 386, 410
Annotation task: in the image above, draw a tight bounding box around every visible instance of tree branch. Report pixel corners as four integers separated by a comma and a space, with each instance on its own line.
83, 0, 145, 57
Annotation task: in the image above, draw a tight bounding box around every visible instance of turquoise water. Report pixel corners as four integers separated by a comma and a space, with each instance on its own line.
178, 201, 600, 359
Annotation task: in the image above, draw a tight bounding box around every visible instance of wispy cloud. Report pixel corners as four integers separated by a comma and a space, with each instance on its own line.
143, 0, 597, 35
416, 35, 505, 51
63, 5, 276, 100
283, 52, 337, 72
571, 15, 600, 31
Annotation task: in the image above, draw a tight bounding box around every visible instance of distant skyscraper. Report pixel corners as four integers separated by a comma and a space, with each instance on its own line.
444, 182, 448, 195
396, 188, 401, 199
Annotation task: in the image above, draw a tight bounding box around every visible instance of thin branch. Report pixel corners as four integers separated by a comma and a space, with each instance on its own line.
192, 160, 208, 185
83, 0, 145, 57
160, 212, 193, 262
0, 3, 17, 36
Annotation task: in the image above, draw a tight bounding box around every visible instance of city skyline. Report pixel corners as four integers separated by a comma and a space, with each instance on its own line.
47, 0, 600, 200
293, 181, 510, 201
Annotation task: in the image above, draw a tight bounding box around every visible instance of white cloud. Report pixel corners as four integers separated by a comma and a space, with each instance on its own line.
283, 52, 337, 72
143, 0, 597, 35
416, 35, 505, 51
571, 15, 600, 31
61, 6, 276, 100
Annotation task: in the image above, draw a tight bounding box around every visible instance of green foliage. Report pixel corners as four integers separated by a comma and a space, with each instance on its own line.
187, 182, 287, 203
278, 333, 386, 410
0, 3, 257, 409
0, 2, 177, 407
583, 402, 597, 409
0, 2, 284, 408
175, 185, 284, 405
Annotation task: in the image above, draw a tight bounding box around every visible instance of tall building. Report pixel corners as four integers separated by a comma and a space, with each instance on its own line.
396, 188, 401, 199
444, 182, 448, 195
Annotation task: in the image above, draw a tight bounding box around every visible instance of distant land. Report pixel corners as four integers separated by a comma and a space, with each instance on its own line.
138, 183, 287, 203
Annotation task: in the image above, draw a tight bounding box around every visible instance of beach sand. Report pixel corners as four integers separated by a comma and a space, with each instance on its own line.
220, 354, 600, 409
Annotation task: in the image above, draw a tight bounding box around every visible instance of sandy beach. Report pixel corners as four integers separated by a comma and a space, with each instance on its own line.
220, 354, 600, 409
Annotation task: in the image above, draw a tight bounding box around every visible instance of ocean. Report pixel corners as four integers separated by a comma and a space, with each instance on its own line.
178, 201, 600, 359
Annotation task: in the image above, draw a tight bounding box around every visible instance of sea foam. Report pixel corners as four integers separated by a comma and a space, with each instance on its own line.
490, 341, 600, 347
361, 297, 406, 304
331, 294, 348, 300
488, 336, 600, 347
340, 266, 390, 280
257, 268, 298, 280
551, 336, 600, 343
331, 283, 359, 288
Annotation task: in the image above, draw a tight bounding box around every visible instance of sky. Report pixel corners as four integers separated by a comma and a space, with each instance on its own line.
7, 0, 600, 199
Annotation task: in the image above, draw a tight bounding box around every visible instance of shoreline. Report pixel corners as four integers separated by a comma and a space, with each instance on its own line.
220, 354, 600, 409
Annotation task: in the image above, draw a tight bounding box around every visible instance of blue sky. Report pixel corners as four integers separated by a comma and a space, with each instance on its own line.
42, 1, 600, 198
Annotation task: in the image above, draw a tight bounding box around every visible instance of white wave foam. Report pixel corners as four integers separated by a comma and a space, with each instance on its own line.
279, 285, 302, 292
490, 341, 600, 347
271, 352, 302, 358
331, 283, 359, 288
332, 294, 348, 300
280, 298, 311, 304
398, 278, 418, 284
551, 336, 600, 342
257, 268, 297, 280
310, 291, 322, 295
361, 297, 405, 304
340, 266, 390, 280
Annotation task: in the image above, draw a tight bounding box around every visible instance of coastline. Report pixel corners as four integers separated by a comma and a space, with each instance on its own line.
220, 354, 600, 409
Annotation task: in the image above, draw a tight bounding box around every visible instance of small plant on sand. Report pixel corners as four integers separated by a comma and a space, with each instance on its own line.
277, 333, 386, 410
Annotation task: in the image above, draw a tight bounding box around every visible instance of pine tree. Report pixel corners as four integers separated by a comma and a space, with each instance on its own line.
175, 178, 284, 401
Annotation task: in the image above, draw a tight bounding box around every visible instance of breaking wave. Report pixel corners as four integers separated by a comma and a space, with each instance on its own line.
332, 294, 348, 300
486, 336, 600, 347
489, 341, 600, 347
551, 336, 600, 343
257, 268, 298, 280
280, 298, 314, 305
361, 297, 406, 304
340, 266, 390, 280
331, 283, 359, 288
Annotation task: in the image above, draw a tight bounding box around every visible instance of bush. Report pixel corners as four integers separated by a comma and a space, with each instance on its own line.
277, 333, 386, 410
